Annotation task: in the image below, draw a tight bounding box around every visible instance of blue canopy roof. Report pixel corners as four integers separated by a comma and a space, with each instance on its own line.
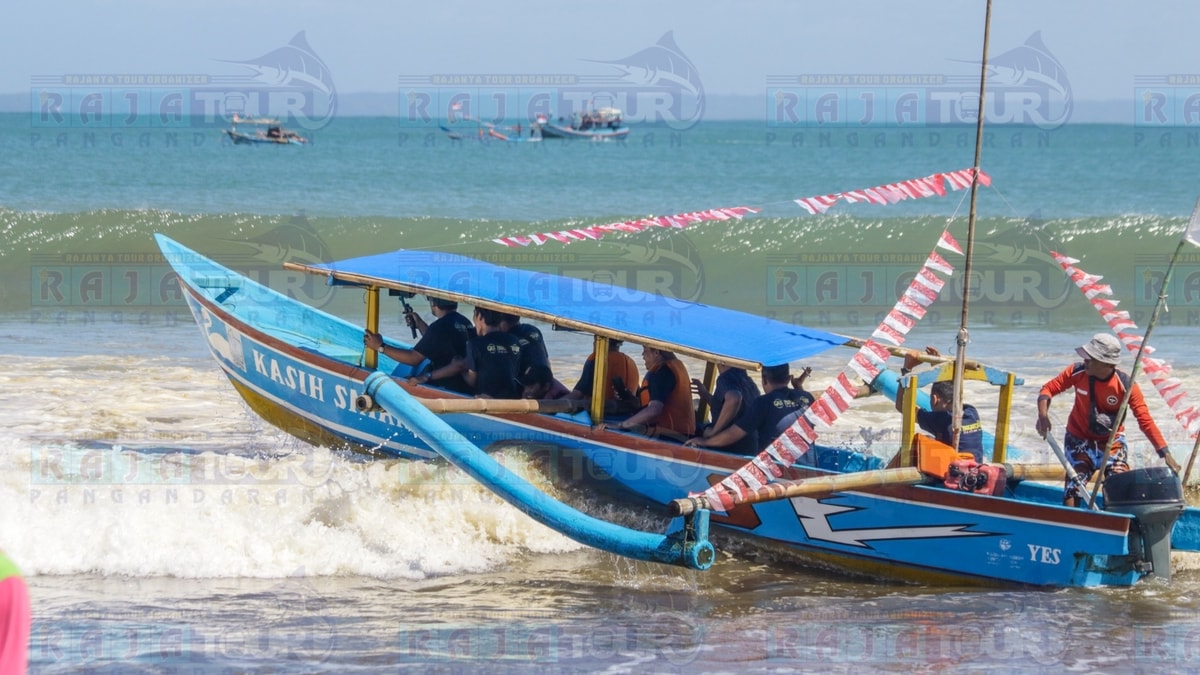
302, 249, 849, 368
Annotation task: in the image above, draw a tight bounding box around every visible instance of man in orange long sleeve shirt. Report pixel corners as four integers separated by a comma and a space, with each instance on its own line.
1035, 333, 1181, 506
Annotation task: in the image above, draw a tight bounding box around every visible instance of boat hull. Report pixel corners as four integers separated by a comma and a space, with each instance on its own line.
223, 129, 304, 145
157, 235, 1192, 587
537, 123, 630, 140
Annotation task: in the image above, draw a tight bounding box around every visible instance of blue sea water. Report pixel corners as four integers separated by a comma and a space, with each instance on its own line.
5, 112, 1200, 672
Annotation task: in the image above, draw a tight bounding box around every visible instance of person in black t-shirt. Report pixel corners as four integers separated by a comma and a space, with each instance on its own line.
363, 296, 472, 393
463, 308, 523, 398
685, 364, 814, 454
895, 346, 984, 462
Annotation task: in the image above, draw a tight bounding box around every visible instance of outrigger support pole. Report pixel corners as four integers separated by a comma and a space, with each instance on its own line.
362, 371, 716, 570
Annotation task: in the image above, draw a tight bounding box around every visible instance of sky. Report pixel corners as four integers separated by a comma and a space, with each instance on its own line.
3, 1, 1195, 109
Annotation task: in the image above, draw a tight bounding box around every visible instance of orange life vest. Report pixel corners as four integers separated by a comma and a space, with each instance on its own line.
638, 357, 695, 437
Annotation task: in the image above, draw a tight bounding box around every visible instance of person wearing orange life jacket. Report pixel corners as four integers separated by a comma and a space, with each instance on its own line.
1035, 333, 1181, 506
567, 339, 640, 414
597, 345, 694, 438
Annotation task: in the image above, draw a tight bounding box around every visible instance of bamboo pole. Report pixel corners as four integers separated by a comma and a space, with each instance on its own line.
952, 0, 993, 451
668, 463, 1066, 516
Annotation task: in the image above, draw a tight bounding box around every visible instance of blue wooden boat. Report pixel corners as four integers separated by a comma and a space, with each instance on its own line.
155, 233, 1200, 587
222, 115, 307, 145
223, 129, 307, 145
535, 108, 629, 141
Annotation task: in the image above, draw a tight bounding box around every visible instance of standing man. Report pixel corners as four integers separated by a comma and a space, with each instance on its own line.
363, 296, 472, 393
1035, 333, 1180, 506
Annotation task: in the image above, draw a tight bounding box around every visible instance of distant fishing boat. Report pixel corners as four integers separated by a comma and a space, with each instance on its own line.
223, 114, 308, 145
535, 108, 630, 141
438, 120, 542, 143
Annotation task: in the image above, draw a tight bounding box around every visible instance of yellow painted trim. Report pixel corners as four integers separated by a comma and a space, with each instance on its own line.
365, 286, 380, 370
589, 335, 610, 424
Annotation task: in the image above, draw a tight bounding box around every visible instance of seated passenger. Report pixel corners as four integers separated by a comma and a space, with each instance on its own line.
567, 339, 641, 414
597, 346, 694, 439
464, 308, 522, 398
685, 364, 814, 454
520, 364, 571, 400
364, 296, 472, 393
430, 307, 523, 398
896, 347, 984, 463
500, 313, 567, 392
692, 365, 759, 440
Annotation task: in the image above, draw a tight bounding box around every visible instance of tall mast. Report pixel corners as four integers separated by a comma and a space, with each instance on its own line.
952, 0, 993, 447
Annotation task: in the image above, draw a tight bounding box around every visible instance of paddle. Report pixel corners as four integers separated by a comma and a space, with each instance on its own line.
1044, 434, 1095, 508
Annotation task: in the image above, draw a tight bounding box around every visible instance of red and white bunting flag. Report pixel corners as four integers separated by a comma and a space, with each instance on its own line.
905, 281, 940, 307
767, 436, 802, 465
796, 195, 839, 215
1057, 253, 1200, 438
896, 293, 929, 320
493, 206, 760, 247
937, 231, 964, 256
806, 400, 838, 428
1143, 357, 1171, 375
910, 178, 939, 197
798, 168, 989, 215
738, 463, 767, 491
752, 455, 784, 480
696, 233, 957, 509
1082, 283, 1113, 300
822, 378, 854, 413
833, 372, 859, 403
924, 251, 955, 275
871, 322, 905, 345
914, 267, 947, 294
848, 352, 883, 382
862, 187, 890, 205
884, 308, 917, 334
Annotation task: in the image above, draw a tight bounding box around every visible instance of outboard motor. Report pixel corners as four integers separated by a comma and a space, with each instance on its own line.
1103, 467, 1185, 581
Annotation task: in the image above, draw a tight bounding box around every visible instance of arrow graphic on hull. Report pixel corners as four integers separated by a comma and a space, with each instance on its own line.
792, 497, 995, 548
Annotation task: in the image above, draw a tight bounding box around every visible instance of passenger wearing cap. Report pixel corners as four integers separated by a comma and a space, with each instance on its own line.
363, 296, 473, 393
1035, 333, 1180, 507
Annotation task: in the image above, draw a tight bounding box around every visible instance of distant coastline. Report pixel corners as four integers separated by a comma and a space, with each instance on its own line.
0, 92, 1137, 124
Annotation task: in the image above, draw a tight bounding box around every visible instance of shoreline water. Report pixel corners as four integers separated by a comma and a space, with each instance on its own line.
8, 115, 1200, 671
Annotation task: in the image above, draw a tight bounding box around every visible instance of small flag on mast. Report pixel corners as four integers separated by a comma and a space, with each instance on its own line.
1185, 195, 1200, 247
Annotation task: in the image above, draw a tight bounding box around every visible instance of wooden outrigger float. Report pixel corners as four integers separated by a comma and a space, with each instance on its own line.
156, 234, 1200, 586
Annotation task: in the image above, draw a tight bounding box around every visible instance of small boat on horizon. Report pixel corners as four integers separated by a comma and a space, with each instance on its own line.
535, 107, 630, 141
223, 114, 308, 145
